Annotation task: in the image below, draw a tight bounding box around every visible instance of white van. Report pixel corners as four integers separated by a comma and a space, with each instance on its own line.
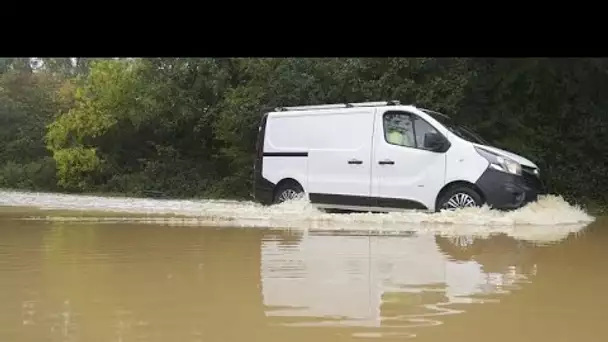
252, 101, 545, 212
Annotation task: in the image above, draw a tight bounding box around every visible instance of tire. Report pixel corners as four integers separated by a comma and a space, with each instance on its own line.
436, 185, 483, 211
273, 181, 305, 204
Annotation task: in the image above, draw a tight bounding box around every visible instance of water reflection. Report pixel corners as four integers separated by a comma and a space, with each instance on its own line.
261, 231, 540, 338
0, 220, 594, 341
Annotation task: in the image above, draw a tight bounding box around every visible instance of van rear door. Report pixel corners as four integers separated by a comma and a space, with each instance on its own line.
307, 109, 375, 205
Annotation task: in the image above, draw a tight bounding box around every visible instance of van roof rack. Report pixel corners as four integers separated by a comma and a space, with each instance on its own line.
275, 100, 401, 112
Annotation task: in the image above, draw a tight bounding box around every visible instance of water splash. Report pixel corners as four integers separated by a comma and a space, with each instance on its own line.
0, 190, 595, 242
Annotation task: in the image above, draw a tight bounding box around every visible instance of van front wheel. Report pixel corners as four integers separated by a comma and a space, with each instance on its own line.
273, 182, 305, 204
437, 186, 483, 211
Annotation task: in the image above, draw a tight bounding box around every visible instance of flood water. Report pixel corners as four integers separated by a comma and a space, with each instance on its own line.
0, 191, 605, 341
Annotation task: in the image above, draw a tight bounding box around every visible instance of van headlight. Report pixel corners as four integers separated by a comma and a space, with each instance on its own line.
474, 147, 522, 176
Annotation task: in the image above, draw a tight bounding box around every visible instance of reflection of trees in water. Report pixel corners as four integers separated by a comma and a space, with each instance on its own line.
2, 222, 560, 341
262, 229, 304, 248
0, 222, 49, 339
15, 223, 270, 342
418, 223, 608, 342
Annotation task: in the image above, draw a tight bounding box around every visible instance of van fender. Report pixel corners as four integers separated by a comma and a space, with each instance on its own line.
263, 170, 307, 196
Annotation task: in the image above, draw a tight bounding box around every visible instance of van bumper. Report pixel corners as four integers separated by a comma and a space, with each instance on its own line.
475, 167, 545, 210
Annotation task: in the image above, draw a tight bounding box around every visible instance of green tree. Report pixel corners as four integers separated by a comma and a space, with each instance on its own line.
0, 62, 63, 190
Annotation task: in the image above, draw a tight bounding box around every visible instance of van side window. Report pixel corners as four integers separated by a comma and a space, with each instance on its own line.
412, 115, 440, 150
383, 112, 415, 148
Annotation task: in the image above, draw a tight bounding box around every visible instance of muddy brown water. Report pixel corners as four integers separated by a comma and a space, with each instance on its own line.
0, 216, 606, 341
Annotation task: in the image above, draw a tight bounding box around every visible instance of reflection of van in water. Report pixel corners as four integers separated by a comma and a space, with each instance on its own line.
252, 101, 545, 212
261, 233, 534, 325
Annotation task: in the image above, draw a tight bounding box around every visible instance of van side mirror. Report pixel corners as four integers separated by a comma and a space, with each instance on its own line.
424, 132, 450, 152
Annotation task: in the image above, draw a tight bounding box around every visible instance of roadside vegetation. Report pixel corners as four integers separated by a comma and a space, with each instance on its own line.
0, 58, 606, 211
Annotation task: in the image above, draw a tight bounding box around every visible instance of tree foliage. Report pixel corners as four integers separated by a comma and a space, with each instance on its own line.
0, 57, 606, 208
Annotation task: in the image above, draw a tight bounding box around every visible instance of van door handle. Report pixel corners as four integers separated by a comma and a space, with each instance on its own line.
348, 159, 363, 165
379, 160, 394, 165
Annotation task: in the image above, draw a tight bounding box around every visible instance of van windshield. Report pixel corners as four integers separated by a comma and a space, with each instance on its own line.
421, 109, 489, 145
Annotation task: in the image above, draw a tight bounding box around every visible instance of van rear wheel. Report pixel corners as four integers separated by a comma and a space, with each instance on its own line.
437, 186, 483, 211
273, 182, 304, 204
